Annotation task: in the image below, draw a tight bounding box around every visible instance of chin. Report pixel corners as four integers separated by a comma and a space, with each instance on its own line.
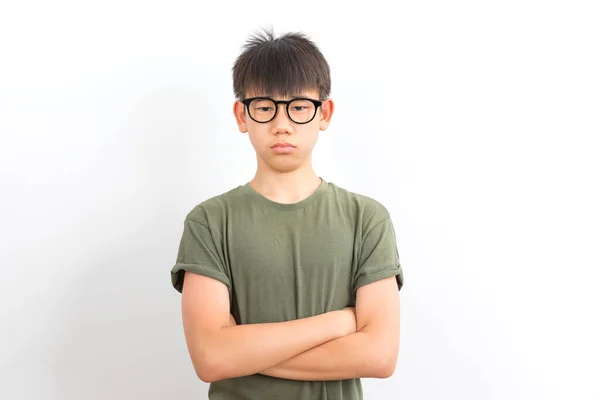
266, 159, 305, 173
271, 163, 304, 174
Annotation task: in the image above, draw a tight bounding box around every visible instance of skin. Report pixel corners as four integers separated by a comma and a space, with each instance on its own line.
232, 88, 334, 203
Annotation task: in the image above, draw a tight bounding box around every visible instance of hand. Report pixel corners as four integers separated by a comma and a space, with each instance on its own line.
340, 307, 357, 336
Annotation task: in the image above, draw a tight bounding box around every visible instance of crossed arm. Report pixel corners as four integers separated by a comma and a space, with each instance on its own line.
181, 271, 400, 383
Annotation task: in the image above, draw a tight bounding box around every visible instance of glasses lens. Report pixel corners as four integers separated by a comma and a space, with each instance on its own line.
249, 99, 276, 122
288, 99, 316, 123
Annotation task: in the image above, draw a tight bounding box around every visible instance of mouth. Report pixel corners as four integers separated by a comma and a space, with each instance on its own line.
271, 143, 296, 153
271, 143, 296, 148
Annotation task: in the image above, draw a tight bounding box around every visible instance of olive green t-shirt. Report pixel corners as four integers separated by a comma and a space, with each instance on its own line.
171, 177, 403, 400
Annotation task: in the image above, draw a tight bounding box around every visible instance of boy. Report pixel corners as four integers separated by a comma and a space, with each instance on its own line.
170, 28, 404, 400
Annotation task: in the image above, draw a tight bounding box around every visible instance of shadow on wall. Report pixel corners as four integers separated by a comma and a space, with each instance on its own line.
50, 85, 219, 400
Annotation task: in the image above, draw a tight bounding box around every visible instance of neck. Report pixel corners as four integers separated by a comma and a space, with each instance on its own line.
249, 162, 322, 204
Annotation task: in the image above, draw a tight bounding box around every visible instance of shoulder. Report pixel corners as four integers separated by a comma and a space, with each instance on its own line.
326, 181, 391, 227
184, 184, 246, 226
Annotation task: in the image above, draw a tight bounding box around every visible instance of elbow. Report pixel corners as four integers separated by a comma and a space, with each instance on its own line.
192, 350, 225, 383
369, 347, 398, 379
373, 360, 396, 379
196, 366, 218, 384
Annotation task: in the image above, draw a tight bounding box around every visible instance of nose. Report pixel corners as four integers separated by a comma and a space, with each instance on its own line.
271, 103, 293, 133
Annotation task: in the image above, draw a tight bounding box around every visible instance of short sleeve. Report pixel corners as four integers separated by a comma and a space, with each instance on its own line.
170, 217, 231, 294
354, 216, 404, 293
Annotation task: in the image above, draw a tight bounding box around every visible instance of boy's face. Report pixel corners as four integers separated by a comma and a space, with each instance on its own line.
233, 89, 334, 174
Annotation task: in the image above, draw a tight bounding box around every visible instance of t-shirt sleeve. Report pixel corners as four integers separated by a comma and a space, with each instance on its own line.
170, 217, 231, 294
353, 215, 404, 293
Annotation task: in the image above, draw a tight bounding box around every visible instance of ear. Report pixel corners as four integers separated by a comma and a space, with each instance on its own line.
318, 98, 335, 131
233, 100, 248, 133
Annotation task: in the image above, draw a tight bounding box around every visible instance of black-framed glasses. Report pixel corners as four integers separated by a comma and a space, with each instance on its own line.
241, 96, 323, 124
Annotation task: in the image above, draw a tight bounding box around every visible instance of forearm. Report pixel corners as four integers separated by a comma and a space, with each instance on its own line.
200, 311, 346, 382
260, 276, 401, 381
260, 330, 393, 381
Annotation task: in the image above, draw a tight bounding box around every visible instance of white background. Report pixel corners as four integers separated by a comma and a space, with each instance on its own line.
1, 1, 599, 399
